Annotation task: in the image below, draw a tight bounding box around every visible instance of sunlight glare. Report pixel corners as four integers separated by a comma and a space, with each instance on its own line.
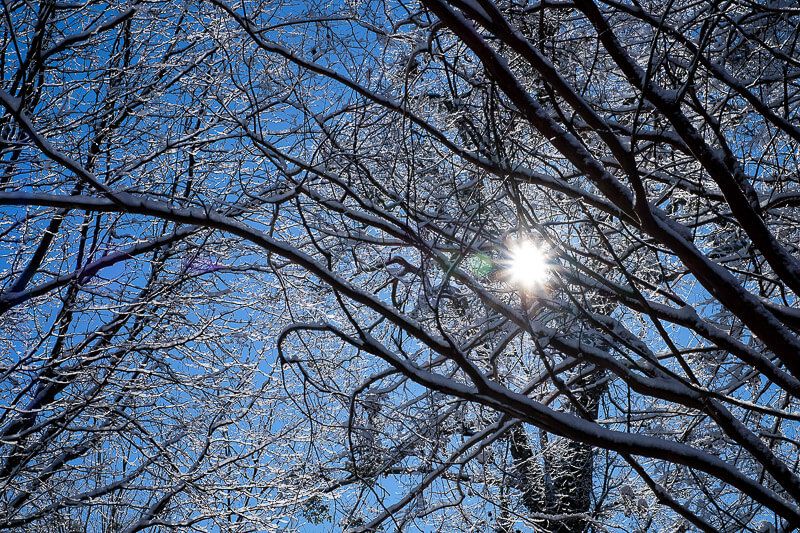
506, 239, 550, 290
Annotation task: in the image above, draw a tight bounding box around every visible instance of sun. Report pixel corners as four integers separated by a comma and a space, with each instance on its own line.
505, 239, 551, 290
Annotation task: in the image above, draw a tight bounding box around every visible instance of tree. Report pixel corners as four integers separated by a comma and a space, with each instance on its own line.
1, 0, 799, 531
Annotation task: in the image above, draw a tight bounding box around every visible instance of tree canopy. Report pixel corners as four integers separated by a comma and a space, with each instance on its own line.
1, 0, 800, 531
